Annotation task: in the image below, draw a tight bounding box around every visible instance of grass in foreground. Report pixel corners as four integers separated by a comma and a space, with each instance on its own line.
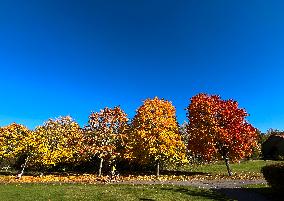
243, 183, 283, 201
0, 183, 229, 201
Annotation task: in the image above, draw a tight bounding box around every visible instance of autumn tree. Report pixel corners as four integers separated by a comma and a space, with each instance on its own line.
33, 116, 83, 168
0, 123, 36, 177
83, 106, 128, 176
186, 93, 258, 176
127, 97, 187, 176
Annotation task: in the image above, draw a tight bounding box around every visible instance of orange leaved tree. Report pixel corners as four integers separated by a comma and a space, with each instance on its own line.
84, 106, 128, 176
127, 97, 187, 176
186, 93, 258, 176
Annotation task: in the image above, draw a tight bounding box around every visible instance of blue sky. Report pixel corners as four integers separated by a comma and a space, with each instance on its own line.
0, 0, 284, 132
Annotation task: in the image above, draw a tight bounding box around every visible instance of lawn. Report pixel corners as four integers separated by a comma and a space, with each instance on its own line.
0, 160, 281, 201
0, 183, 229, 201
178, 160, 281, 176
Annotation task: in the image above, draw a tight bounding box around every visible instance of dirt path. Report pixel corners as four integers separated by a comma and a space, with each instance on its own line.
114, 179, 269, 201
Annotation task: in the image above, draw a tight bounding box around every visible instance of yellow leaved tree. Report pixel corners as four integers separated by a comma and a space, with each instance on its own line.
0, 123, 36, 177
126, 97, 187, 176
33, 116, 83, 168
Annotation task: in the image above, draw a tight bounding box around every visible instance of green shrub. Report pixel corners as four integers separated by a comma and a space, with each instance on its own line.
261, 163, 284, 190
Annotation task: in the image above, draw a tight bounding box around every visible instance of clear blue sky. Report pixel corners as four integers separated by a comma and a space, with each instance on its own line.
1, 0, 284, 132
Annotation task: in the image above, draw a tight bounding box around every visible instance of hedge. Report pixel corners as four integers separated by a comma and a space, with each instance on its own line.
261, 163, 284, 190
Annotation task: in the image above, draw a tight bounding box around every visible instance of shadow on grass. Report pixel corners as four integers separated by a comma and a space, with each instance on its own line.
240, 187, 283, 201
0, 171, 15, 176
118, 170, 210, 177
161, 186, 229, 201
161, 170, 210, 176
213, 187, 284, 201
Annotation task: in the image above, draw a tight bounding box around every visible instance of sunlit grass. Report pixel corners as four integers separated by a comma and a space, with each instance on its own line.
177, 160, 282, 176
0, 183, 229, 201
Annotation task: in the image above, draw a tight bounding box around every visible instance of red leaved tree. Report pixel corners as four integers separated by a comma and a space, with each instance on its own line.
186, 93, 258, 176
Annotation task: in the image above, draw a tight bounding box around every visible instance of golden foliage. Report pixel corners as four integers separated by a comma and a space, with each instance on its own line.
127, 97, 187, 165
0, 123, 34, 160
32, 116, 83, 167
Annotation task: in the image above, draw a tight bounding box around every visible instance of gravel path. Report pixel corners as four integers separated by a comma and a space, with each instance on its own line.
114, 179, 269, 201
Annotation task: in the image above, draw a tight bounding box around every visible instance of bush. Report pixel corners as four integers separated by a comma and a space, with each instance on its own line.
261, 163, 284, 190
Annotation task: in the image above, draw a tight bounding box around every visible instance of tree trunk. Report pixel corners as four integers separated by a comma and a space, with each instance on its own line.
224, 157, 232, 176
156, 160, 160, 177
98, 157, 103, 176
17, 155, 29, 179
219, 145, 232, 176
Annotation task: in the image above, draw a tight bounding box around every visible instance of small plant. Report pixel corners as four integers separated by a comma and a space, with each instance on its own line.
261, 163, 284, 190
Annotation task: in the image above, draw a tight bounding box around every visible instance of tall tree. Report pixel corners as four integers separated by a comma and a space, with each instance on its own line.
127, 97, 187, 176
84, 106, 128, 176
186, 93, 258, 176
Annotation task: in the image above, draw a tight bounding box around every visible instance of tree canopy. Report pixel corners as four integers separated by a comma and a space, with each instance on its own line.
186, 93, 258, 175
127, 97, 187, 176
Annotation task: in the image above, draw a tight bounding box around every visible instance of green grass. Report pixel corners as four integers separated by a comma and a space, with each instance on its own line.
1, 160, 281, 201
178, 160, 282, 175
0, 183, 229, 201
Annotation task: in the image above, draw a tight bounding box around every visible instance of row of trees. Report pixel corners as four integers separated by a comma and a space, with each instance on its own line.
0, 94, 259, 177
